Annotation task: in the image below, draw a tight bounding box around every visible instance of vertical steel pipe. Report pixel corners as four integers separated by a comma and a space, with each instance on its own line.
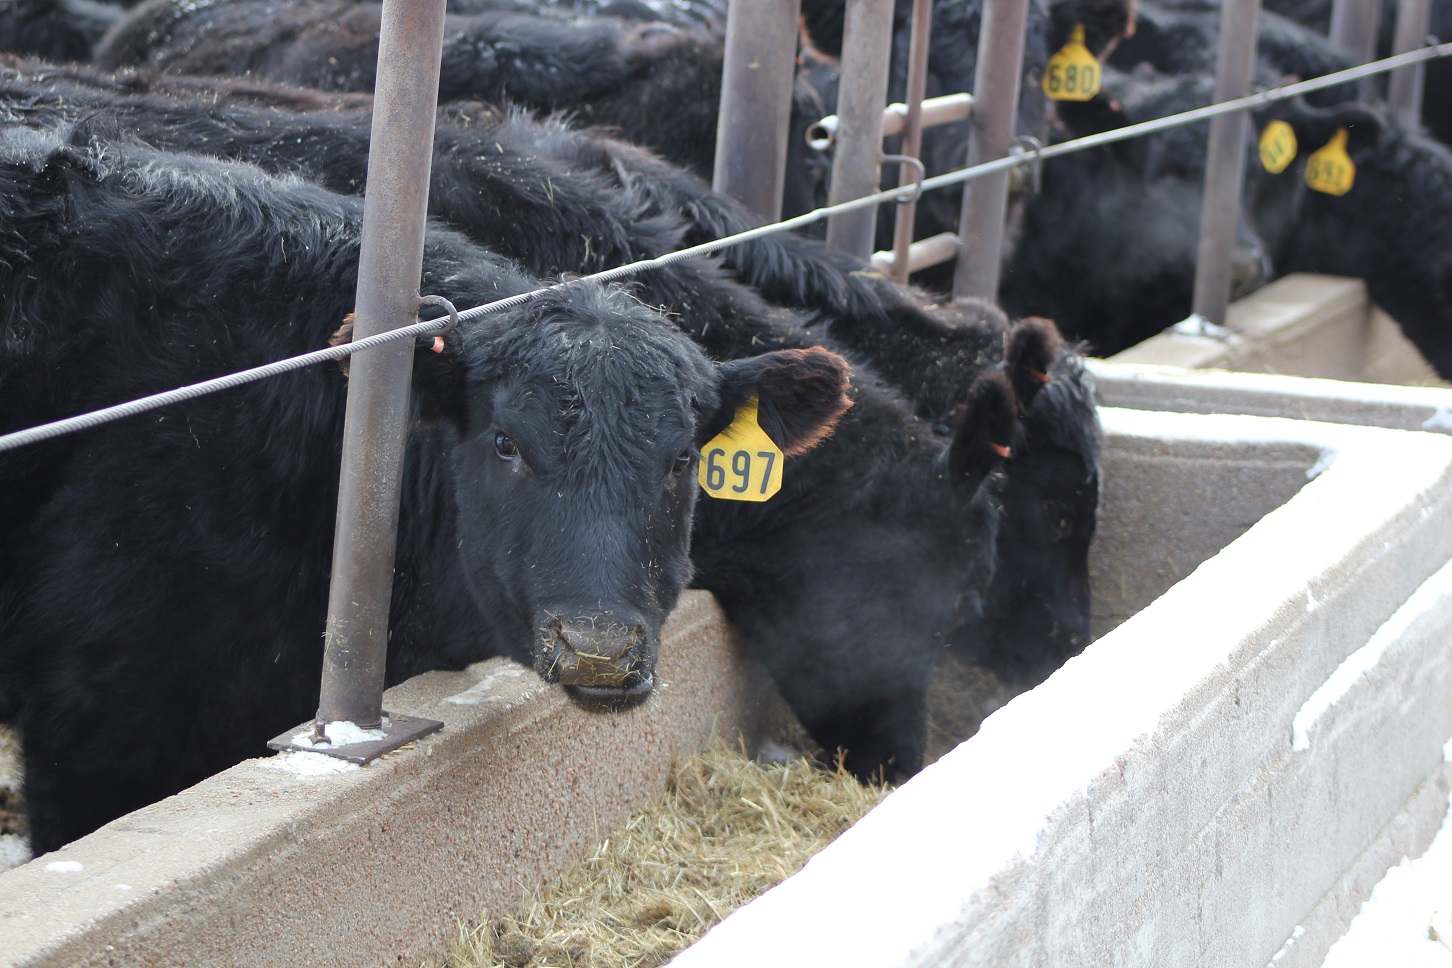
1188, 0, 1261, 327
713, 0, 803, 222
1330, 0, 1382, 62
317, 0, 449, 728
952, 0, 1030, 301
888, 0, 935, 283
824, 0, 896, 259
1388, 0, 1431, 121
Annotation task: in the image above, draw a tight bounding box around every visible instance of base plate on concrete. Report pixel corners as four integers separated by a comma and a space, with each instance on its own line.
266, 713, 444, 765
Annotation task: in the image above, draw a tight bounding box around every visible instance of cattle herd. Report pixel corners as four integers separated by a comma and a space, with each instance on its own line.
0, 0, 1445, 857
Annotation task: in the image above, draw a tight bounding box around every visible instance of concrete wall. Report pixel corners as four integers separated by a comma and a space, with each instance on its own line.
1108, 273, 1449, 389
0, 593, 791, 968
668, 409, 1452, 968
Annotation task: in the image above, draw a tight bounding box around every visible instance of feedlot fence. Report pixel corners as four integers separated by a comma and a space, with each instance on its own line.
2, 0, 1451, 767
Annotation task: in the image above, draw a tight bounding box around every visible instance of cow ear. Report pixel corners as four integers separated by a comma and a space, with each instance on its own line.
1005, 317, 1064, 415
329, 315, 469, 426
705, 347, 853, 458
948, 371, 1018, 499
1284, 100, 1385, 162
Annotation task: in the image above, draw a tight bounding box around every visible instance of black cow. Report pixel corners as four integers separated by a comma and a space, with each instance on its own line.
999, 64, 1274, 352
93, 0, 830, 216
0, 60, 1103, 756
0, 126, 855, 852
1250, 98, 1452, 379
0, 0, 125, 62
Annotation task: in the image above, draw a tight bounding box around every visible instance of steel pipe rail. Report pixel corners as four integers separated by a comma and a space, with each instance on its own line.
805, 93, 975, 150
315, 0, 450, 738
1331, 0, 1384, 62
887, 0, 937, 283
1389, 0, 1432, 120
1189, 0, 1263, 328
952, 0, 1031, 301
712, 0, 801, 221
824, 0, 896, 259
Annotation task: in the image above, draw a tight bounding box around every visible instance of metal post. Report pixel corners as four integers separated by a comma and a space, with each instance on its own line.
713, 0, 802, 222
1188, 0, 1261, 328
887, 0, 934, 283
824, 0, 896, 259
1388, 0, 1431, 121
952, 0, 1030, 301
1330, 0, 1382, 62
316, 0, 448, 730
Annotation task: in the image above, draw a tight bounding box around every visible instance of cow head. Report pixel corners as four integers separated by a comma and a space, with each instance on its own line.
414, 284, 851, 708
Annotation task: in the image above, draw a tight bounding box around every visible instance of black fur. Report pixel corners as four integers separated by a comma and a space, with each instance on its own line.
0, 126, 851, 851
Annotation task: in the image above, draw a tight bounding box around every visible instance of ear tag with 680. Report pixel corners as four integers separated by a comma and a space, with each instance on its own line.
1042, 24, 1100, 101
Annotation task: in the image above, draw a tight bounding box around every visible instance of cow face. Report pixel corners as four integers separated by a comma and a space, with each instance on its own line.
418, 285, 851, 708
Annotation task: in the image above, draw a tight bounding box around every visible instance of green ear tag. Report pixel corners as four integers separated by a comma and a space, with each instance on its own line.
698, 396, 783, 502
1305, 128, 1356, 196
1259, 120, 1298, 174
1042, 24, 1101, 102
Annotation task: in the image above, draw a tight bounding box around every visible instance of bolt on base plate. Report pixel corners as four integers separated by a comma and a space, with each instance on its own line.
267, 712, 444, 765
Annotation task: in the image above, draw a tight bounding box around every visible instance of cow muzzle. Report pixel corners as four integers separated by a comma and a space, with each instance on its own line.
536, 615, 655, 710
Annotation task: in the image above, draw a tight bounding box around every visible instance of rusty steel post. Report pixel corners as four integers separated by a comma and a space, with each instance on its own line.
952, 0, 1030, 301
888, 0, 935, 283
1330, 0, 1383, 62
1188, 0, 1261, 328
713, 0, 802, 222
824, 0, 896, 259
1388, 0, 1432, 121
316, 0, 449, 729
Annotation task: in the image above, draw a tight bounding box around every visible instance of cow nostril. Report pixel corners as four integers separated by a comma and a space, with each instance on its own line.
542, 617, 652, 691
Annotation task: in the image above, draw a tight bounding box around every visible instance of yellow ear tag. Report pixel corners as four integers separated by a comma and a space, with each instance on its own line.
1042, 24, 1100, 101
1259, 119, 1298, 174
698, 396, 783, 502
1305, 127, 1356, 196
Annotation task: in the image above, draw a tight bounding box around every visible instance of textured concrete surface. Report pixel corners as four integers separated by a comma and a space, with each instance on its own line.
1091, 361, 1452, 437
1108, 273, 1449, 388
668, 411, 1452, 968
0, 591, 791, 968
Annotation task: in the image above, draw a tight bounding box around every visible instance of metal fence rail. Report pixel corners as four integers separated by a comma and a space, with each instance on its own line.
5, 41, 1451, 460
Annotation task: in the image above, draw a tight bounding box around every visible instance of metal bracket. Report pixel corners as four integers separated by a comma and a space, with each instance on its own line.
267, 711, 444, 765
1170, 313, 1237, 341
881, 153, 927, 204
1007, 135, 1045, 198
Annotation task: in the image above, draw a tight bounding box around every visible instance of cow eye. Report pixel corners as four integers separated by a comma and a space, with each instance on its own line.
670, 450, 694, 476
493, 432, 519, 461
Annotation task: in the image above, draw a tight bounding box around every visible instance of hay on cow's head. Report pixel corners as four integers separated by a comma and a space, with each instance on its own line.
448, 738, 889, 968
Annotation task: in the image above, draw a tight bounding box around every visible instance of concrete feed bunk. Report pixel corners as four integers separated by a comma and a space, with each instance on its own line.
3, 391, 1452, 966
671, 407, 1452, 968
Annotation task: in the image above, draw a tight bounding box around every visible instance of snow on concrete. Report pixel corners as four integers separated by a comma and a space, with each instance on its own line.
260, 751, 361, 777
1293, 557, 1452, 751
44, 861, 82, 873
1423, 408, 1452, 433
442, 663, 534, 706
1320, 752, 1452, 968
289, 720, 387, 748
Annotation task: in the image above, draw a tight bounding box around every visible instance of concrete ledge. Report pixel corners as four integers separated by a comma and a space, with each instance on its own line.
668, 411, 1452, 967
1107, 273, 1448, 388
1089, 360, 1452, 436
0, 591, 788, 968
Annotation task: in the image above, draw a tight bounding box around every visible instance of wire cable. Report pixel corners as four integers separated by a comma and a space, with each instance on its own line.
4, 40, 1451, 455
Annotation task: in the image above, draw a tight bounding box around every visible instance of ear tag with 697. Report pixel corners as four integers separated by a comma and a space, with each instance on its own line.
698, 396, 783, 502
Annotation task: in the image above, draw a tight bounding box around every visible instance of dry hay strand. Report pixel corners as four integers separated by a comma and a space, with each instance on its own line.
448, 738, 890, 968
